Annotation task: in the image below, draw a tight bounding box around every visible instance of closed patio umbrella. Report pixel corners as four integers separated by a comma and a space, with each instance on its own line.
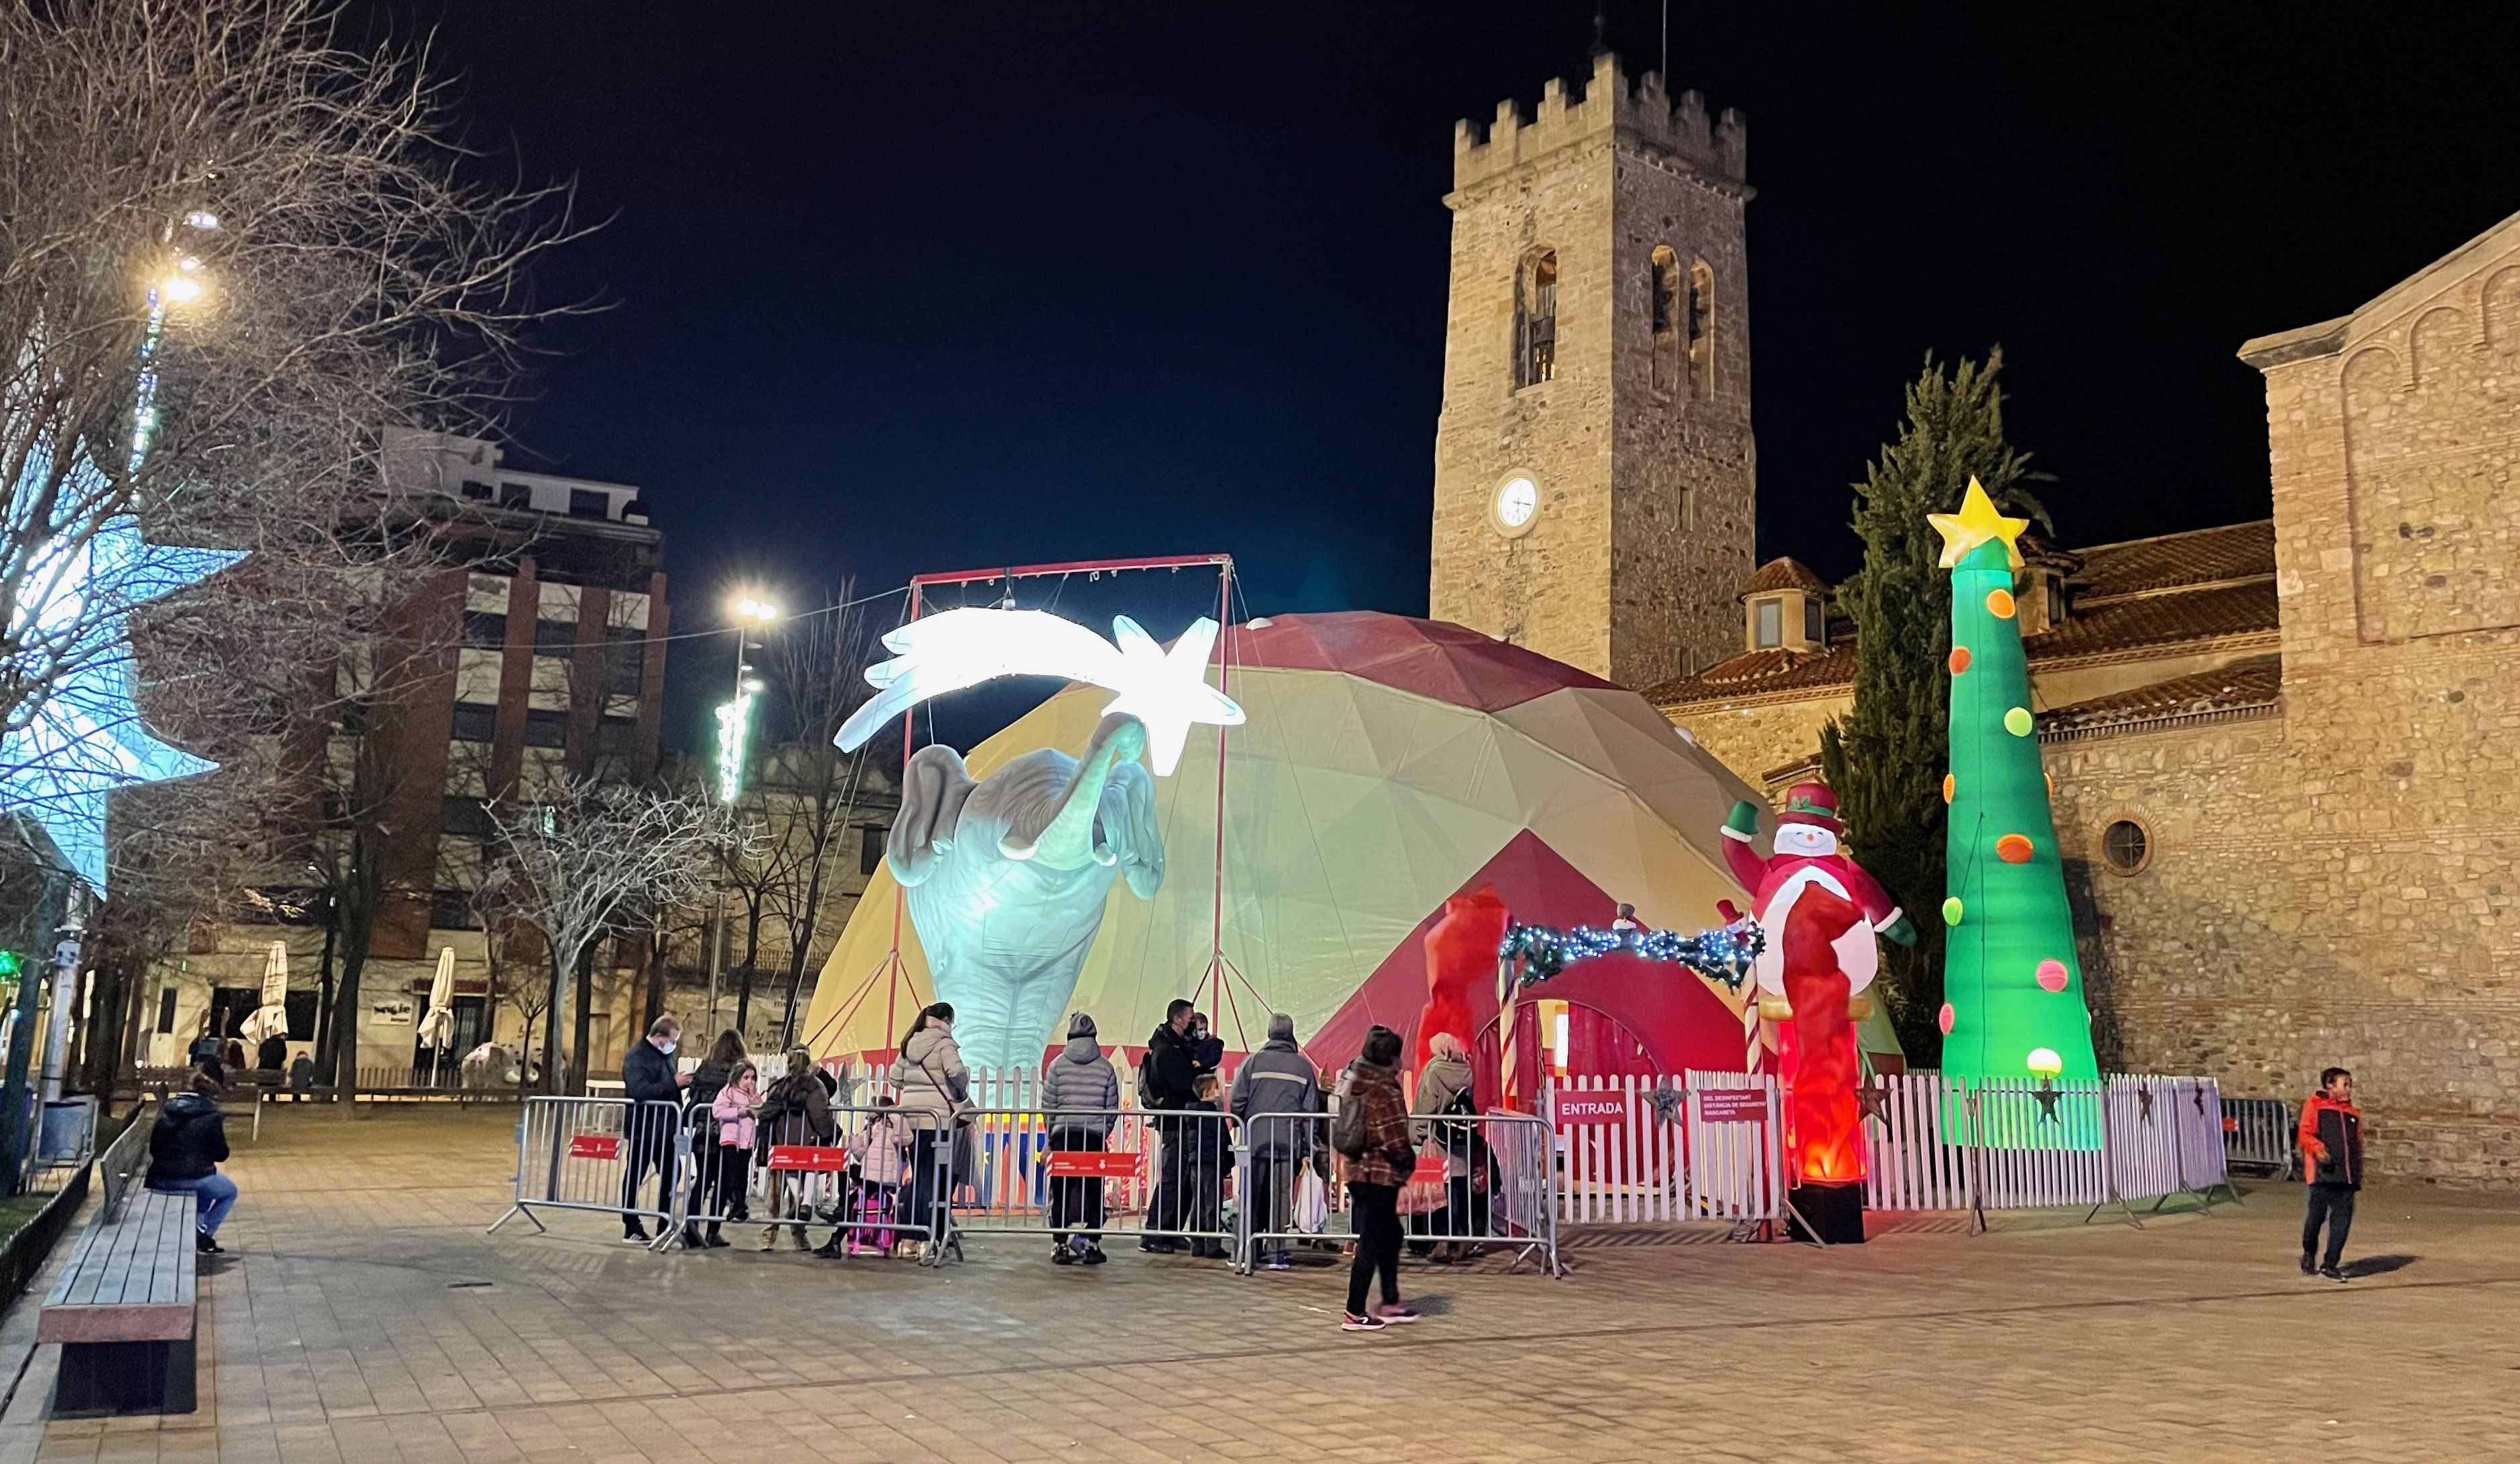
239, 941, 290, 1049
419, 947, 458, 1083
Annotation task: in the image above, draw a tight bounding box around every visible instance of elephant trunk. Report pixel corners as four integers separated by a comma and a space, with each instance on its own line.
1007, 713, 1146, 869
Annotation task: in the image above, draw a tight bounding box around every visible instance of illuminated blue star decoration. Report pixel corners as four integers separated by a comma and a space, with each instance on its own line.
4, 441, 244, 891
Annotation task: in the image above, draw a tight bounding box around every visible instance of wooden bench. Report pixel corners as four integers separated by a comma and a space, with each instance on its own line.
36, 1189, 199, 1415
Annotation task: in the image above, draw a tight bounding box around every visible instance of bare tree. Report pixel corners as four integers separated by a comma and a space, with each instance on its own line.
4, 0, 591, 1102
480, 779, 735, 1094
748, 590, 890, 1048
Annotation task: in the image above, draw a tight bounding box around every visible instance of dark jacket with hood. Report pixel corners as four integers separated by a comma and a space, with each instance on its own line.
146, 1091, 230, 1184
1043, 1033, 1120, 1135
2299, 1091, 2364, 1189
1143, 1022, 1199, 1112
1232, 1038, 1323, 1159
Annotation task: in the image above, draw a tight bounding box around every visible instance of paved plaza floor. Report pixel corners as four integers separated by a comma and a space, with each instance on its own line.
3, 1104, 2516, 1463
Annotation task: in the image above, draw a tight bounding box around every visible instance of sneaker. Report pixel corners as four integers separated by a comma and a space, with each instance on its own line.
623, 1229, 652, 1246
1341, 1311, 1386, 1332
2319, 1266, 2347, 1282
1081, 1246, 1108, 1266
1264, 1254, 1292, 1272
811, 1238, 846, 1259
1052, 1244, 1075, 1266
1375, 1304, 1421, 1324
2299, 1252, 2316, 1276
704, 1232, 730, 1249
194, 1230, 224, 1254
681, 1232, 706, 1250
1138, 1238, 1178, 1254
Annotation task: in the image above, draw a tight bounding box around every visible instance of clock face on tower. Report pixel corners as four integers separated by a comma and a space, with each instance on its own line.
1493, 474, 1538, 536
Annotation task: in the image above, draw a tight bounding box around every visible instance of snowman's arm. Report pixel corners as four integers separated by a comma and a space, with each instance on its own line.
1720, 801, 1770, 892
1837, 859, 1914, 945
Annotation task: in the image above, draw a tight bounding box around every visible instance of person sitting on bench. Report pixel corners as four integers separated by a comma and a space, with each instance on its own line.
147, 1073, 238, 1254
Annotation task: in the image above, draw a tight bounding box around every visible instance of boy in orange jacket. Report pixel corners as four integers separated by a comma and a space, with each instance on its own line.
2297, 1067, 2362, 1280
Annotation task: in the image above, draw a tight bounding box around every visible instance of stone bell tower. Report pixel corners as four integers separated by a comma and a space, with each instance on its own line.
1427, 50, 1756, 690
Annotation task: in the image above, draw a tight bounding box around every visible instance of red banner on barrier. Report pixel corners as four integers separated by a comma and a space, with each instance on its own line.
767, 1144, 852, 1173
1045, 1150, 1140, 1179
1697, 1088, 1768, 1124
1410, 1153, 1451, 1183
568, 1134, 620, 1160
1556, 1091, 1632, 1126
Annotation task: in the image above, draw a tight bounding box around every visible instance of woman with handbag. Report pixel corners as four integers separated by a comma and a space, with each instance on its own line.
894, 1001, 972, 1259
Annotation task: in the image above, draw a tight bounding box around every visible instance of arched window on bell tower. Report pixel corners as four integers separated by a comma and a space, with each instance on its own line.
1515, 249, 1558, 388
1686, 257, 1715, 397
1650, 247, 1682, 393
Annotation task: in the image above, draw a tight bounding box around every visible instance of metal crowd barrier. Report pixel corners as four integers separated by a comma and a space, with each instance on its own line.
1240, 1106, 1560, 1277
2220, 1095, 2294, 1177
950, 1106, 1240, 1257
490, 1097, 691, 1250
689, 1100, 954, 1264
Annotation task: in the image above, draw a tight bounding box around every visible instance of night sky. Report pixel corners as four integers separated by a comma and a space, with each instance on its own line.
364, 3, 2520, 749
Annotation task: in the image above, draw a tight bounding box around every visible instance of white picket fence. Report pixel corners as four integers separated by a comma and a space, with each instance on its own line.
1548, 1069, 2231, 1230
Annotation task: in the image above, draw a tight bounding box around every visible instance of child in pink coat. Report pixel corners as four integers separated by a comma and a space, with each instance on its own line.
699, 1063, 759, 1247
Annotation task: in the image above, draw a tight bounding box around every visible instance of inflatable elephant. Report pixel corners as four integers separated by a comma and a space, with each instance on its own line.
890, 712, 1163, 1068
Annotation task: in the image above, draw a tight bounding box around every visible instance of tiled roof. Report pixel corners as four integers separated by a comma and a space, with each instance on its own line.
1741, 557, 1829, 596
2072, 521, 2273, 600
2025, 578, 2278, 660
1652, 521, 2279, 708
1643, 642, 1858, 705
2039, 654, 2283, 736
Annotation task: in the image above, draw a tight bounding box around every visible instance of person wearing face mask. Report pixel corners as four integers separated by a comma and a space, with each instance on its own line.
619, 1016, 691, 1244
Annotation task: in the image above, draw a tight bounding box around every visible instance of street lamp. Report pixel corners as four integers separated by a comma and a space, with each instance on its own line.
716, 592, 779, 804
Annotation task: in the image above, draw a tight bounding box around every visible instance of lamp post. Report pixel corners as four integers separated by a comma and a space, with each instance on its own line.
708, 595, 778, 1035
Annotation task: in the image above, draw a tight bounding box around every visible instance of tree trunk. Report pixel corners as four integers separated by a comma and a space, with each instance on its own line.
542, 951, 570, 1095
570, 944, 594, 1093
312, 899, 340, 1079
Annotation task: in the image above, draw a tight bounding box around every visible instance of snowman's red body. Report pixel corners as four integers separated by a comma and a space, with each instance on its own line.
1719, 784, 1906, 1188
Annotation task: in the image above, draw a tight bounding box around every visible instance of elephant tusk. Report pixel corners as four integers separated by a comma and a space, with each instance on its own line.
996, 836, 1035, 861
1091, 842, 1117, 866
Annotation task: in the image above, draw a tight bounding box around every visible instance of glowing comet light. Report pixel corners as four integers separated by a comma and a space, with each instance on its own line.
834, 606, 1244, 777
714, 687, 756, 803
3, 447, 244, 888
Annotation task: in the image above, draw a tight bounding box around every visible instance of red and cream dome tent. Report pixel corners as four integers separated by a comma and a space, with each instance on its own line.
801, 610, 1903, 1085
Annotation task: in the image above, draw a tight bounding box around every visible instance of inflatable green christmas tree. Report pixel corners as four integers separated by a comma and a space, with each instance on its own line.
1932, 479, 2100, 1086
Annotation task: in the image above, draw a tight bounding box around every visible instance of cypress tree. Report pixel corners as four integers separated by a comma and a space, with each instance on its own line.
1818, 352, 2046, 1064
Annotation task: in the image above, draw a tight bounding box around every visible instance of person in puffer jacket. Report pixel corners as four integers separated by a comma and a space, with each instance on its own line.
1041, 1012, 1120, 1264
698, 1061, 760, 1248
2298, 1067, 2363, 1280
147, 1073, 237, 1254
894, 1002, 968, 1254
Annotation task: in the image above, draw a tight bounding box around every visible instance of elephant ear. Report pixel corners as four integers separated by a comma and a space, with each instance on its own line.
890, 744, 976, 888
1096, 759, 1164, 899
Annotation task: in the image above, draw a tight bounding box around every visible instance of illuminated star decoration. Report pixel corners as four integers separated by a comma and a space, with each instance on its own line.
833, 606, 1244, 777
1928, 475, 2032, 571
1, 488, 243, 890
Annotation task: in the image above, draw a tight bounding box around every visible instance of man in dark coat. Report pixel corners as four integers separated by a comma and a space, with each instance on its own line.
147, 1073, 238, 1252
1140, 999, 1198, 1249
618, 1016, 689, 1242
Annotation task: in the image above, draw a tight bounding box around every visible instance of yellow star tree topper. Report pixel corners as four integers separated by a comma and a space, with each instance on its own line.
1928, 476, 2031, 570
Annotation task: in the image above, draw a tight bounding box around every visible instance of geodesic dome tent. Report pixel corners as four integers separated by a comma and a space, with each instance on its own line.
801, 610, 1898, 1077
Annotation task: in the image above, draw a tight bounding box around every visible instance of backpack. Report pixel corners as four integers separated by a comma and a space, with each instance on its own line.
1135, 1049, 1159, 1110
1329, 1071, 1372, 1159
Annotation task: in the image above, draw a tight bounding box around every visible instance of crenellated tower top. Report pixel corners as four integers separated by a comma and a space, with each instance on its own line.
1453, 50, 1747, 193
